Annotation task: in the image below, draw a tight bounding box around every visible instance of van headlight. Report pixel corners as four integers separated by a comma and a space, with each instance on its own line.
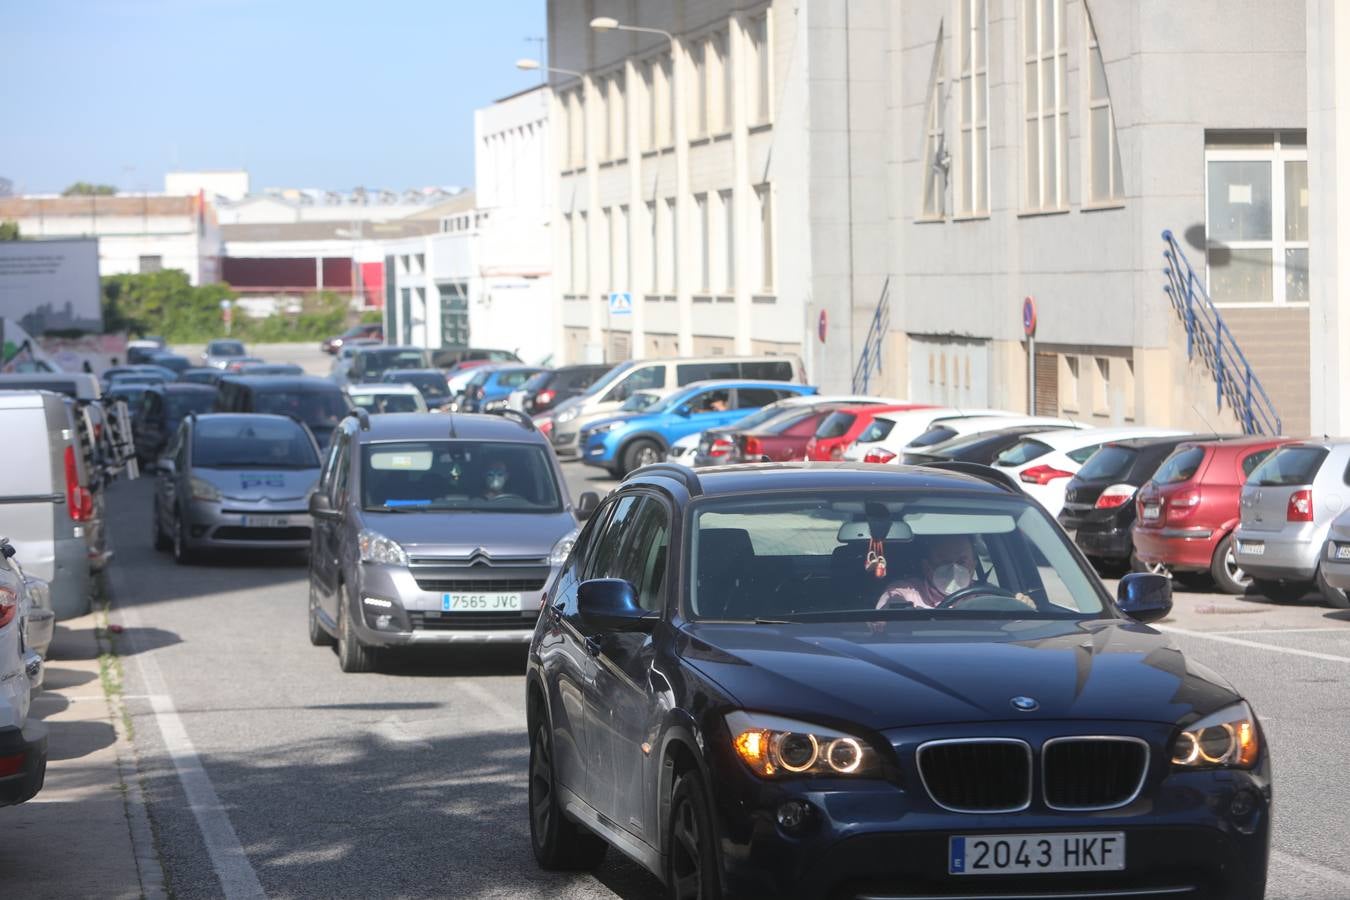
726, 711, 880, 779
549, 528, 579, 566
1171, 702, 1260, 769
358, 529, 409, 566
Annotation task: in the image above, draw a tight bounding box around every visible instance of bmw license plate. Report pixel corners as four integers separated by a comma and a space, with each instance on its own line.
950, 832, 1125, 876
442, 593, 522, 612
1239, 540, 1266, 556
242, 515, 289, 527
1141, 503, 1162, 520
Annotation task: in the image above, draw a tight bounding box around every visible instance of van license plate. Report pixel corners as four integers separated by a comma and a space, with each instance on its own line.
1239, 541, 1265, 556
442, 593, 522, 612
242, 515, 289, 527
950, 832, 1125, 875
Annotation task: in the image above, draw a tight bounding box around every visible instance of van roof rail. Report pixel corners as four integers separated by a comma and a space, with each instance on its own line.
628, 463, 703, 497
488, 408, 535, 431
346, 408, 371, 431
917, 460, 1021, 494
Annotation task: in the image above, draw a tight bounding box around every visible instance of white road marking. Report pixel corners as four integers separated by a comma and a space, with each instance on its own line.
1271, 849, 1350, 891
1209, 627, 1350, 635
118, 600, 267, 900
1157, 624, 1350, 665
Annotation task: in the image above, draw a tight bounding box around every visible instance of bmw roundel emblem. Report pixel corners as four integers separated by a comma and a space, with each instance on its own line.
1010, 696, 1039, 712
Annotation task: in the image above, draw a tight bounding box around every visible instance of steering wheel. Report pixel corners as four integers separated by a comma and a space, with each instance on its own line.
486, 492, 526, 503
934, 583, 1035, 612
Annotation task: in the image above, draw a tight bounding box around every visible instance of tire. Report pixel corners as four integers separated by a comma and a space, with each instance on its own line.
1249, 578, 1308, 603
1315, 566, 1350, 609
172, 513, 195, 565
152, 504, 170, 552
1209, 534, 1251, 595
528, 723, 607, 870
666, 767, 721, 900
621, 438, 663, 477
308, 587, 335, 647
336, 586, 376, 673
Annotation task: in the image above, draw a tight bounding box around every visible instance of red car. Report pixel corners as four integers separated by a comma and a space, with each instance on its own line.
738, 405, 847, 463
1132, 436, 1294, 593
803, 404, 933, 462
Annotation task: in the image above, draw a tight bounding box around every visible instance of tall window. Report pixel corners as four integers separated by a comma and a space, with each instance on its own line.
754, 184, 774, 292
567, 88, 586, 167
919, 26, 946, 218
1084, 5, 1123, 203
1022, 0, 1067, 211
576, 211, 589, 292
642, 60, 658, 151
615, 204, 630, 293
563, 212, 575, 292
713, 30, 732, 133
747, 13, 771, 125
718, 189, 735, 293
663, 197, 678, 293
606, 72, 627, 160
659, 53, 674, 145
695, 193, 710, 291
646, 200, 658, 292
956, 0, 989, 215
602, 207, 614, 291
692, 41, 709, 137
1205, 131, 1309, 305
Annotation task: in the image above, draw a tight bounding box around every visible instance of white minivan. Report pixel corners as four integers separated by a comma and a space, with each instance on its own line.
0, 391, 94, 619
548, 356, 804, 457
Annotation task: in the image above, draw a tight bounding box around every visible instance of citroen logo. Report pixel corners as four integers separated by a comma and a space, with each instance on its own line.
467, 547, 491, 565
1010, 696, 1039, 712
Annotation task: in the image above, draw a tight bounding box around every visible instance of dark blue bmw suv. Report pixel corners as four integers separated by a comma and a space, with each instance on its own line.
526, 462, 1270, 900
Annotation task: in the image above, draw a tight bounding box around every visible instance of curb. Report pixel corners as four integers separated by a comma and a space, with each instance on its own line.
100, 559, 170, 900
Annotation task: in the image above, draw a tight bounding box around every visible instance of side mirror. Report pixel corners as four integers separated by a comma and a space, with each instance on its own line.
576, 491, 600, 521
676, 403, 692, 418
1116, 573, 1173, 624
156, 457, 175, 475
308, 492, 342, 521
578, 579, 656, 632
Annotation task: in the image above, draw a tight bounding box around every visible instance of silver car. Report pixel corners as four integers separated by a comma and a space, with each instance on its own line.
152, 414, 322, 564
201, 339, 249, 370
1317, 506, 1350, 608
1234, 439, 1350, 605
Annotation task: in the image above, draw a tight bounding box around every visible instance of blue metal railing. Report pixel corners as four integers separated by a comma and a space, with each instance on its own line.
852, 278, 891, 394
1161, 229, 1281, 435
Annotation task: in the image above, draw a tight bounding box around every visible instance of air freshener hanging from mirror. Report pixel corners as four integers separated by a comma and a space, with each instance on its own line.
864, 538, 887, 579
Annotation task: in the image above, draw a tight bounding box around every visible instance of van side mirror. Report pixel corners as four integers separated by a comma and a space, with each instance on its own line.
576, 491, 600, 520
308, 492, 341, 521
578, 579, 656, 632
1117, 573, 1173, 624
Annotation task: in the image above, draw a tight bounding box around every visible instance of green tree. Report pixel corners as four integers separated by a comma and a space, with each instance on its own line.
0, 221, 19, 241
62, 182, 118, 197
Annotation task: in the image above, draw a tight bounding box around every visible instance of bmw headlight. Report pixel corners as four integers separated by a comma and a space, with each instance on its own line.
1171, 701, 1260, 769
358, 529, 409, 566
549, 528, 579, 566
189, 477, 221, 502
726, 711, 880, 778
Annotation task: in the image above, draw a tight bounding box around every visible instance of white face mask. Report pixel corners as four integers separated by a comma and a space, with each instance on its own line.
486, 471, 507, 492
930, 562, 974, 596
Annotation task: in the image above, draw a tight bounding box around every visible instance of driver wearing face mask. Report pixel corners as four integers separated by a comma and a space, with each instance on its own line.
483, 459, 510, 499
875, 534, 980, 611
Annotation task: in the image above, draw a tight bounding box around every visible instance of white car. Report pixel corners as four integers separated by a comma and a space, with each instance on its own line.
0, 537, 46, 808
344, 383, 428, 414
666, 432, 701, 468
329, 339, 382, 388
992, 426, 1189, 517
848, 409, 1055, 463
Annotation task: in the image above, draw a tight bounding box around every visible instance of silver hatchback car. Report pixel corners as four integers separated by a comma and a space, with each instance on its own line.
1317, 506, 1350, 607
1234, 439, 1350, 606
153, 414, 322, 563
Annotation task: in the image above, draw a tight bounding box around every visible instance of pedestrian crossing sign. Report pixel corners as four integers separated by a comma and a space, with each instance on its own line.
608, 292, 633, 316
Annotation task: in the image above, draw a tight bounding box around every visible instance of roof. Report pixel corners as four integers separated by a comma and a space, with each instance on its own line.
1105, 434, 1214, 450
221, 219, 440, 242
1017, 427, 1189, 450
345, 383, 423, 395
146, 382, 217, 395
627, 461, 1015, 498
354, 412, 545, 443
218, 375, 341, 391
0, 389, 59, 409
0, 195, 196, 218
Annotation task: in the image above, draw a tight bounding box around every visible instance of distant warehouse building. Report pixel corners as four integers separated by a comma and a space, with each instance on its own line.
548, 0, 1350, 436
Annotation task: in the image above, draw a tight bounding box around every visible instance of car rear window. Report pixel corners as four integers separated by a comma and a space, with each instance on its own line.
1241, 449, 1275, 479
856, 418, 895, 444
1152, 446, 1205, 484
1075, 445, 1138, 482
521, 371, 553, 392
1066, 443, 1103, 465
815, 411, 857, 439
908, 424, 958, 448
1248, 446, 1329, 486
995, 439, 1053, 467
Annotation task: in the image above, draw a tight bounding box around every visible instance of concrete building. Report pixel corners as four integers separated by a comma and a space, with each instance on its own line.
165, 170, 251, 203
386, 86, 557, 363
0, 193, 223, 285
547, 0, 1329, 436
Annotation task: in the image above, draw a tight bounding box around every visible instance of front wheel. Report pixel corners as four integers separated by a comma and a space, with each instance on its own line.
1209, 534, 1251, 594
529, 723, 607, 870
666, 768, 721, 900
336, 586, 377, 672
308, 588, 335, 647
1315, 566, 1350, 609
622, 439, 663, 477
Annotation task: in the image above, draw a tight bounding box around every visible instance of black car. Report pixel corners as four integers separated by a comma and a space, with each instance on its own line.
902, 424, 1079, 466
527, 463, 1270, 899
379, 368, 453, 409
213, 375, 349, 449
131, 383, 217, 465
147, 352, 192, 375
515, 364, 611, 415
1059, 435, 1208, 569
178, 367, 225, 387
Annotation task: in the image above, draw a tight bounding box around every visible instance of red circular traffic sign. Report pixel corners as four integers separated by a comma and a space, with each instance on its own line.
1022, 296, 1037, 338
818, 310, 828, 343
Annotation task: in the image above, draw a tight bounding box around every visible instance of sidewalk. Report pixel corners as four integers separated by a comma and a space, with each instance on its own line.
0, 612, 158, 899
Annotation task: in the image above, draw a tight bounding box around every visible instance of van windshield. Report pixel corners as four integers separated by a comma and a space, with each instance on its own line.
361, 441, 563, 512
253, 390, 349, 427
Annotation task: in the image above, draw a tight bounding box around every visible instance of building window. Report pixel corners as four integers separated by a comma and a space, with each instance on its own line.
754, 184, 774, 292
1092, 357, 1110, 415
1022, 0, 1067, 212
695, 193, 710, 291
718, 189, 734, 294
138, 255, 162, 274
747, 13, 771, 125
1117, 358, 1135, 420
605, 72, 626, 160
646, 200, 658, 292
713, 29, 731, 133
1084, 5, 1123, 204
919, 25, 947, 219
576, 211, 589, 292
956, 0, 989, 216
602, 207, 614, 292
642, 60, 658, 151
615, 204, 629, 294
563, 213, 575, 292
566, 88, 586, 168
1205, 131, 1308, 305
663, 197, 678, 293
659, 53, 674, 146
692, 41, 709, 138
1058, 355, 1079, 411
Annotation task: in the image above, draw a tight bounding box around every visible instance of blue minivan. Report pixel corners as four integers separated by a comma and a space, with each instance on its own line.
580, 380, 817, 476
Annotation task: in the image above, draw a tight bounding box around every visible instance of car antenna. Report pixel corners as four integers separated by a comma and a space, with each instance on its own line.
1189, 402, 1221, 439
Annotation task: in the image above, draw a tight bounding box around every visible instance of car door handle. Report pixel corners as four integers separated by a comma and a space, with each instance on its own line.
584, 636, 603, 657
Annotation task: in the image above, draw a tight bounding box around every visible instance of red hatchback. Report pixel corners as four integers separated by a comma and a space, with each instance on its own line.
1132, 436, 1294, 593
804, 404, 932, 461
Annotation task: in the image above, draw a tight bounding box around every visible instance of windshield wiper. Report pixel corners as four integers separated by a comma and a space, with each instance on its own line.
752, 617, 795, 625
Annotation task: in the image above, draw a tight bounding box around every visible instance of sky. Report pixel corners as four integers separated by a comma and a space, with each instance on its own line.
3, 0, 548, 195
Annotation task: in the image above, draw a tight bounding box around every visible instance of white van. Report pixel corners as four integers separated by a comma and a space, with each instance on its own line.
549, 356, 804, 456
0, 391, 93, 619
